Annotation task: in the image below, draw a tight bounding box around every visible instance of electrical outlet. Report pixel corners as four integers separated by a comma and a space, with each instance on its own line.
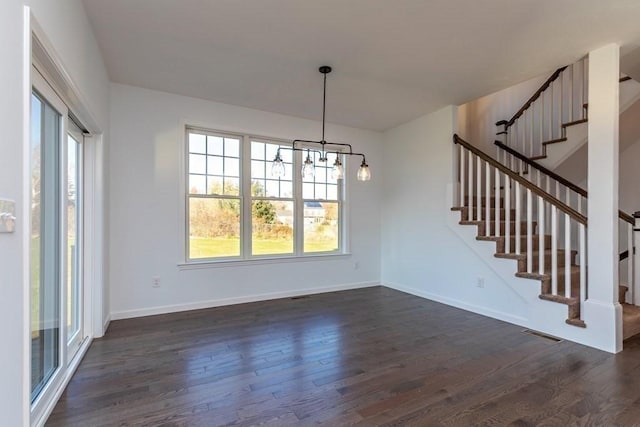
152, 276, 161, 288
476, 277, 485, 288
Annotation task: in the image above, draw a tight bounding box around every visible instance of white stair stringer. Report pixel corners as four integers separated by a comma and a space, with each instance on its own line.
444, 183, 617, 352
539, 79, 640, 170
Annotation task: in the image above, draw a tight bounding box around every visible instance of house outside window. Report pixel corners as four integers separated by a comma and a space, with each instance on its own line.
185, 127, 344, 262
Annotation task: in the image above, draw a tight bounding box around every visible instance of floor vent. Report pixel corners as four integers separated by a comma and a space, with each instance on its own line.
522, 329, 562, 342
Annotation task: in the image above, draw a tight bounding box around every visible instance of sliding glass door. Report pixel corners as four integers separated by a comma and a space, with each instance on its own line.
30, 89, 62, 402
30, 67, 87, 412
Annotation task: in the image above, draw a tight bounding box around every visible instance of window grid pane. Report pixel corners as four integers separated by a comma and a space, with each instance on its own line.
252, 200, 294, 256
301, 151, 341, 201
187, 129, 345, 260
189, 132, 241, 196
251, 141, 292, 198
188, 197, 241, 259
303, 201, 340, 253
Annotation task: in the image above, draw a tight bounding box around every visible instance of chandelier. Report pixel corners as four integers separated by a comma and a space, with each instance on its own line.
271, 66, 371, 181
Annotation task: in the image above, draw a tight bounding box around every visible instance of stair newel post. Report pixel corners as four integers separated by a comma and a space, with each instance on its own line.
485, 161, 490, 237
515, 181, 521, 255
634, 212, 640, 305
538, 196, 546, 275
526, 189, 533, 273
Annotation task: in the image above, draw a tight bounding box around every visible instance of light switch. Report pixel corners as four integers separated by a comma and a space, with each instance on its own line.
0, 199, 16, 233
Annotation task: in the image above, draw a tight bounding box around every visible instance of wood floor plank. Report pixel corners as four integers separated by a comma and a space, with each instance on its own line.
47, 287, 640, 426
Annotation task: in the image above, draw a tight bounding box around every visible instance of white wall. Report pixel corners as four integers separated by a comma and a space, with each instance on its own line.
458, 74, 547, 154
0, 1, 109, 425
108, 83, 383, 318
380, 106, 530, 323
0, 3, 29, 426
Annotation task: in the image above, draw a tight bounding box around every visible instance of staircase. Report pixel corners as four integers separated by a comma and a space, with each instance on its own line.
451, 57, 640, 344
452, 135, 589, 328
495, 58, 640, 169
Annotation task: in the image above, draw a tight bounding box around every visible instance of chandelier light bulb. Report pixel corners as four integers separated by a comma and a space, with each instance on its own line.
357, 159, 371, 181
302, 151, 315, 179
331, 157, 344, 180
271, 150, 285, 178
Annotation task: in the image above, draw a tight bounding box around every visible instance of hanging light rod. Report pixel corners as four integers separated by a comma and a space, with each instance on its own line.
271, 66, 371, 182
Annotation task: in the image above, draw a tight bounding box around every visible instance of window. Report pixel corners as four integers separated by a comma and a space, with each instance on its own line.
187, 130, 241, 258
185, 127, 345, 261
302, 151, 341, 253
250, 140, 294, 256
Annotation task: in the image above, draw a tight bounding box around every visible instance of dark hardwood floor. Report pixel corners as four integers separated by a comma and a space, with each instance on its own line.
47, 287, 640, 426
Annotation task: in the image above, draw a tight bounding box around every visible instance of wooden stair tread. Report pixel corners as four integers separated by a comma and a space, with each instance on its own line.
452, 204, 586, 328
561, 118, 588, 128
515, 265, 581, 281
566, 318, 586, 328
541, 137, 568, 146
495, 249, 577, 260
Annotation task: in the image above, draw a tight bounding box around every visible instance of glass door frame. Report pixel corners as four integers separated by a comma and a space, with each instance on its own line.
66, 121, 84, 359
29, 65, 77, 421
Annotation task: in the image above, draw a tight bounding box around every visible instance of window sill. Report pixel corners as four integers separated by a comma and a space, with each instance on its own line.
178, 252, 352, 270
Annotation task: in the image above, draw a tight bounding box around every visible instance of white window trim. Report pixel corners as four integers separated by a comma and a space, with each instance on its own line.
179, 124, 349, 266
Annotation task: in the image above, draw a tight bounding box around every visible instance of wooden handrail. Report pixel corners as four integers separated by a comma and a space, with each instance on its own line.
620, 249, 630, 262
621, 211, 635, 224
496, 66, 568, 129
454, 134, 587, 225
497, 72, 631, 129
494, 141, 586, 196
494, 140, 635, 225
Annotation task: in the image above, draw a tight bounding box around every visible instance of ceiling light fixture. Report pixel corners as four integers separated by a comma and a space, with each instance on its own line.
271, 66, 370, 181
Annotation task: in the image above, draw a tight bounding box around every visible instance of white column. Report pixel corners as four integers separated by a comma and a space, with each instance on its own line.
586, 43, 622, 353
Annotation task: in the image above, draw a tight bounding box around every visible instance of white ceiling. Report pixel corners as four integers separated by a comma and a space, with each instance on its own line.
82, 0, 640, 132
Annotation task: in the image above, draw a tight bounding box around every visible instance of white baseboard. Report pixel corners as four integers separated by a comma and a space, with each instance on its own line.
382, 281, 528, 327
110, 281, 380, 320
